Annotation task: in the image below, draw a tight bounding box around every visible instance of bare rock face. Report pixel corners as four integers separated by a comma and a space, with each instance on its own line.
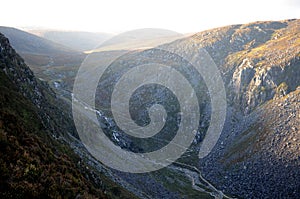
232, 58, 256, 113
231, 59, 300, 114
228, 19, 300, 115
192, 19, 300, 198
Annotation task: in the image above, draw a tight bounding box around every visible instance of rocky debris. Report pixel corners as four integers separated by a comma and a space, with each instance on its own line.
200, 89, 300, 198
160, 19, 300, 198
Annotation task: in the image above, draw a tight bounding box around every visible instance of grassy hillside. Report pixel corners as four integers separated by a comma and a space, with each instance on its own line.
0, 70, 106, 198
0, 33, 137, 199
0, 27, 76, 55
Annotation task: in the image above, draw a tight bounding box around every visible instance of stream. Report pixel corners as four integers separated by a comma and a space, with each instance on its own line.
72, 94, 234, 199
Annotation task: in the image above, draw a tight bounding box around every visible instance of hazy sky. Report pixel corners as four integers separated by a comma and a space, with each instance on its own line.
0, 0, 299, 33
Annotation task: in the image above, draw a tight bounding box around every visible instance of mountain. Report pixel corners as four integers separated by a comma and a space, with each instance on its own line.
29, 30, 113, 52
0, 26, 85, 67
79, 19, 299, 198
0, 26, 77, 55
166, 19, 299, 198
0, 33, 136, 198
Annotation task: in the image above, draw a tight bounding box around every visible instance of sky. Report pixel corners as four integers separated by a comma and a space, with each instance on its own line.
0, 0, 299, 34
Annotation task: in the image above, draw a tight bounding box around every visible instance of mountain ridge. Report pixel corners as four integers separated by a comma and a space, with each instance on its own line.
0, 26, 77, 55
28, 29, 113, 51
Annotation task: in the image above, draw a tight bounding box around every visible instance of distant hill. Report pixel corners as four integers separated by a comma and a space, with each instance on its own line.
89, 28, 187, 52
0, 27, 86, 85
29, 30, 113, 52
0, 26, 77, 55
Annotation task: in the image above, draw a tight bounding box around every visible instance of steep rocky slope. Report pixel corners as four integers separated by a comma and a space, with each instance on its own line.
201, 89, 300, 198
200, 20, 299, 115
92, 19, 300, 198
185, 19, 300, 198
0, 33, 137, 198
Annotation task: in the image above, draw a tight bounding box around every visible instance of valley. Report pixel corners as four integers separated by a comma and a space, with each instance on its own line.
0, 19, 299, 198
